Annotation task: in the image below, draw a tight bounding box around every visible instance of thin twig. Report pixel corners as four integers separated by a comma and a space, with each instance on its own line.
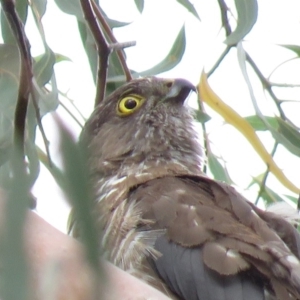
58, 100, 84, 128
207, 46, 232, 77
245, 53, 287, 120
255, 143, 278, 205
58, 90, 87, 121
91, 0, 133, 82
269, 82, 300, 88
207, 0, 233, 78
80, 0, 110, 107
217, 0, 231, 36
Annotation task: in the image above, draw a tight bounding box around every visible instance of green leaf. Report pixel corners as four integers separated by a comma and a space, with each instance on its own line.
195, 110, 211, 124
245, 115, 278, 131
279, 44, 300, 57
77, 20, 98, 83
30, 0, 47, 18
277, 117, 300, 150
55, 53, 72, 63
284, 195, 299, 205
33, 49, 56, 86
134, 0, 144, 13
54, 0, 84, 20
207, 151, 233, 184
1, 0, 28, 44
140, 26, 186, 76
224, 0, 258, 45
176, 0, 200, 21
58, 120, 102, 274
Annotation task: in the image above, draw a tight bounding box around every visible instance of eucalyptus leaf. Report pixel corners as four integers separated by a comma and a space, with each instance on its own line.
77, 20, 98, 83
245, 115, 278, 131
30, 0, 47, 18
279, 44, 300, 57
140, 26, 186, 76
134, 0, 144, 13
55, 53, 72, 63
54, 0, 84, 20
195, 110, 211, 124
277, 118, 300, 148
284, 195, 299, 205
33, 49, 56, 86
176, 0, 200, 21
207, 151, 233, 184
225, 0, 258, 45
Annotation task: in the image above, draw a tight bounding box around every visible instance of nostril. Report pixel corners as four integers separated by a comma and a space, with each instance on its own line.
166, 81, 173, 88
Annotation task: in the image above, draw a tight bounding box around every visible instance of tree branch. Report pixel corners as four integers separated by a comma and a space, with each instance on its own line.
80, 0, 110, 107
91, 0, 134, 82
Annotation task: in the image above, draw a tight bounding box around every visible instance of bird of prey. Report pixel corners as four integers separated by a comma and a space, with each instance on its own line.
76, 77, 300, 300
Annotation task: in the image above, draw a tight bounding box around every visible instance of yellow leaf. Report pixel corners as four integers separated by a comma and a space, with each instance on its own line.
198, 71, 299, 194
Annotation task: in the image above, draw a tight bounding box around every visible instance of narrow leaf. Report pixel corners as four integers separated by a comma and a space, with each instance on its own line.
33, 49, 56, 86
198, 72, 299, 194
134, 0, 144, 13
279, 44, 300, 57
207, 151, 233, 184
224, 0, 258, 45
30, 0, 47, 18
140, 26, 186, 76
245, 115, 278, 131
176, 0, 200, 20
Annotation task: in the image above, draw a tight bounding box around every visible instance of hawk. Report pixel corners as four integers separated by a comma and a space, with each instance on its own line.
77, 77, 300, 300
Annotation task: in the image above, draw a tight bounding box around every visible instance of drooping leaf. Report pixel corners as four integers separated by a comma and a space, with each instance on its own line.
140, 26, 186, 76
279, 44, 300, 57
207, 151, 233, 184
176, 0, 200, 21
198, 71, 299, 194
33, 49, 56, 86
134, 0, 144, 13
277, 118, 300, 148
54, 0, 84, 20
77, 20, 98, 83
224, 0, 258, 45
245, 115, 278, 131
30, 0, 47, 19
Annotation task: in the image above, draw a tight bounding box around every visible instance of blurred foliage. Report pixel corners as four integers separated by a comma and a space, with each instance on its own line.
0, 0, 300, 298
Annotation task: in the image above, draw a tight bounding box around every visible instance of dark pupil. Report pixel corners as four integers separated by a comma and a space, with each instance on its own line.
125, 98, 137, 109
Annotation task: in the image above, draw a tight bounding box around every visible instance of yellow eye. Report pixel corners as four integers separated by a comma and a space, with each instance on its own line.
117, 94, 145, 115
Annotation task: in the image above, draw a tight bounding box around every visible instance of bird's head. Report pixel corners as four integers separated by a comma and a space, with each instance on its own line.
81, 77, 203, 177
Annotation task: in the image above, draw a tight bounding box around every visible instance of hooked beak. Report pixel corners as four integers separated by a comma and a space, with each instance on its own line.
164, 78, 196, 105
